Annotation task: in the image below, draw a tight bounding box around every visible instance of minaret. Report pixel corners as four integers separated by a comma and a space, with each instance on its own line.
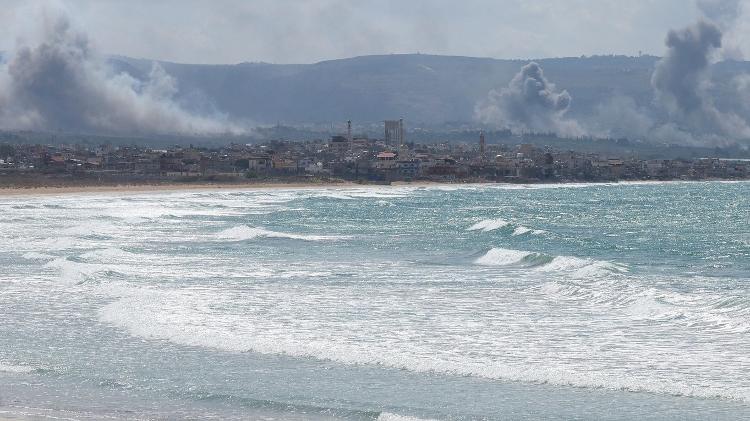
479, 130, 486, 162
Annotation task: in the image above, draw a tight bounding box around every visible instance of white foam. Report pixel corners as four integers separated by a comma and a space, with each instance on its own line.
98, 286, 750, 403
475, 248, 625, 278
512, 226, 532, 236
22, 252, 56, 260
467, 219, 509, 232
80, 248, 138, 261
60, 221, 117, 236
0, 364, 34, 373
216, 226, 347, 242
377, 413, 439, 421
626, 295, 678, 320
540, 256, 627, 278
44, 258, 119, 285
36, 236, 80, 251
474, 248, 534, 266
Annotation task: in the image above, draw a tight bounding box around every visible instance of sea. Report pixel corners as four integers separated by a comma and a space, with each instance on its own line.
1, 181, 749, 420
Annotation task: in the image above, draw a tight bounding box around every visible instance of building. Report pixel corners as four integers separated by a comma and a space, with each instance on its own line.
479, 131, 486, 162
384, 119, 404, 150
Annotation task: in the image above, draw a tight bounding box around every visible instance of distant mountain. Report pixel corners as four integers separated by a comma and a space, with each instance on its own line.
107, 53, 750, 130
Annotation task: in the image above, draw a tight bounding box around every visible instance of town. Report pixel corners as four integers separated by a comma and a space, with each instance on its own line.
1, 119, 749, 187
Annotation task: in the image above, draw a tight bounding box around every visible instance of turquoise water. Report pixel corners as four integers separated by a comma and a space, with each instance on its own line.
1, 181, 749, 420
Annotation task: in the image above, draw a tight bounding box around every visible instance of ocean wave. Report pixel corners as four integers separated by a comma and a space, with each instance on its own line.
216, 225, 348, 242
309, 189, 412, 200
60, 221, 117, 237
21, 251, 56, 260
512, 226, 532, 236
0, 363, 35, 373
44, 258, 123, 285
468, 219, 548, 236
99, 287, 750, 403
541, 280, 750, 333
35, 236, 81, 251
538, 256, 628, 278
467, 218, 509, 232
377, 413, 439, 421
80, 248, 139, 261
474, 248, 551, 267
475, 248, 625, 278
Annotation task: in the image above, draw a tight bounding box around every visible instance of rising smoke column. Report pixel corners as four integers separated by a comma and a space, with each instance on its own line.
651, 19, 750, 142
475, 62, 583, 136
0, 9, 241, 135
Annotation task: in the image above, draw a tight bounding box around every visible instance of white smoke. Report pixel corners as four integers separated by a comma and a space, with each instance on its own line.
0, 5, 245, 135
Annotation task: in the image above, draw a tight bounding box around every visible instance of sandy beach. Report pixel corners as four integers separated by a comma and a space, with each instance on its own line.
0, 179, 738, 198
0, 180, 483, 197
0, 181, 362, 197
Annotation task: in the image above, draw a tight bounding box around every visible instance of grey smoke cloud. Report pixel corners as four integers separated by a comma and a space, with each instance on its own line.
0, 8, 243, 135
696, 0, 744, 59
651, 19, 750, 141
697, 0, 742, 28
475, 62, 583, 136
651, 20, 721, 116
591, 96, 654, 140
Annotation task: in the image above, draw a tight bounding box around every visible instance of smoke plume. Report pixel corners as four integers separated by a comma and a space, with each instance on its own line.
475, 62, 583, 137
697, 0, 742, 29
591, 96, 654, 140
651, 20, 750, 142
0, 8, 243, 135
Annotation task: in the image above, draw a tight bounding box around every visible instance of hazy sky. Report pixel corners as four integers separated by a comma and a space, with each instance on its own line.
0, 0, 744, 64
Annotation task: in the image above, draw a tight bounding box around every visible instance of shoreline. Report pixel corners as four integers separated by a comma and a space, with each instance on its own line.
0, 178, 746, 197
0, 181, 362, 197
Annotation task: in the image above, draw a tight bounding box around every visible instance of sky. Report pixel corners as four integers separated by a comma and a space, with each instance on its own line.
0, 0, 748, 143
0, 0, 736, 64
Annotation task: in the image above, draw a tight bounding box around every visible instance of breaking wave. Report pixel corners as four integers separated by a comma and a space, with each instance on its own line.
22, 251, 56, 260
512, 226, 532, 236
467, 218, 509, 232
467, 219, 547, 236
216, 225, 348, 242
80, 248, 139, 261
474, 248, 552, 267
377, 413, 439, 421
98, 285, 749, 403
541, 280, 750, 333
44, 258, 124, 284
0, 363, 35, 373
474, 248, 626, 278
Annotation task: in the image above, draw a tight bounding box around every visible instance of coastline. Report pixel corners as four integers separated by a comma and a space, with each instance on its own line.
0, 181, 359, 197
0, 179, 490, 197
0, 178, 746, 197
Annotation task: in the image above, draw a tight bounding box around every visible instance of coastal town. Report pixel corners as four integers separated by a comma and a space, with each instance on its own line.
1, 120, 749, 187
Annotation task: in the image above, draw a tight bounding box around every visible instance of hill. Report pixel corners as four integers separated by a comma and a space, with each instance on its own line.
108, 53, 750, 129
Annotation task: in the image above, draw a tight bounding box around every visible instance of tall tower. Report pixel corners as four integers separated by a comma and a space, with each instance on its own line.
347, 120, 353, 152
384, 120, 400, 149
398, 118, 406, 158
385, 119, 407, 156
479, 130, 486, 162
